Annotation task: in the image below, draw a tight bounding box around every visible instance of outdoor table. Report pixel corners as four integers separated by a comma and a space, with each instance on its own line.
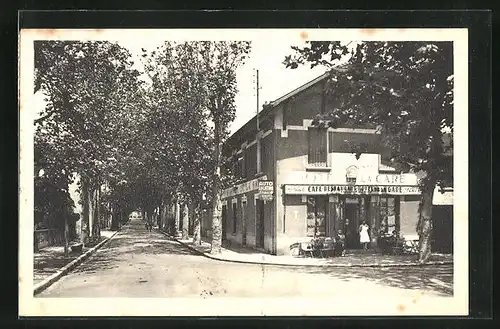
290, 239, 337, 258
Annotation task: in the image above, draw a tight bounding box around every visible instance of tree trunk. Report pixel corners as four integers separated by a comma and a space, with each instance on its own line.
182, 202, 189, 240
91, 184, 100, 239
111, 205, 118, 230
418, 185, 434, 263
174, 201, 180, 237
161, 199, 168, 232
97, 185, 101, 236
158, 200, 164, 231
64, 214, 69, 257
193, 200, 202, 245
81, 176, 90, 245
211, 119, 223, 254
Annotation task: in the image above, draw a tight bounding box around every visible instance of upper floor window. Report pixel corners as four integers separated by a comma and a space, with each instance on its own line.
308, 127, 327, 167
232, 154, 244, 179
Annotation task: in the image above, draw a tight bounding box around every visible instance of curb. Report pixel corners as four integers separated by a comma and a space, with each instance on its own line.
158, 230, 453, 268
33, 230, 121, 295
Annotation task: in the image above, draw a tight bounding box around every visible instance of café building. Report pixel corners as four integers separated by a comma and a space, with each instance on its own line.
210, 71, 452, 256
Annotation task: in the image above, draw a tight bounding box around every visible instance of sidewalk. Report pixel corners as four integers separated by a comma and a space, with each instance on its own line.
33, 230, 115, 285
165, 232, 453, 267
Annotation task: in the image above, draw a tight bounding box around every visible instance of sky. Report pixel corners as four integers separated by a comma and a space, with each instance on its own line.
117, 38, 330, 135
32, 31, 358, 136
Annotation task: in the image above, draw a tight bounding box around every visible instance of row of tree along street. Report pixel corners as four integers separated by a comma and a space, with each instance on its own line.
34, 40, 251, 256
34, 40, 452, 263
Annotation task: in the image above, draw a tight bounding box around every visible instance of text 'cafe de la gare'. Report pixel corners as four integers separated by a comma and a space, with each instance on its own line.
280, 162, 423, 251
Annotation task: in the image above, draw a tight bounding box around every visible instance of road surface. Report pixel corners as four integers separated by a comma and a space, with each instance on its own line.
37, 217, 453, 299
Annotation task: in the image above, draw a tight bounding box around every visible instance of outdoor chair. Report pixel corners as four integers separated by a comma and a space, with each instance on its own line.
289, 242, 301, 257
319, 237, 335, 258
394, 234, 418, 255
402, 239, 419, 254
289, 242, 313, 257
301, 242, 314, 258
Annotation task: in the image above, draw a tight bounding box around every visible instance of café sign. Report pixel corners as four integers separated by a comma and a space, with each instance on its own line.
284, 184, 421, 195
357, 173, 415, 185
282, 171, 418, 186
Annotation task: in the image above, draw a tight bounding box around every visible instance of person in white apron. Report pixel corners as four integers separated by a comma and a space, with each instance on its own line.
358, 221, 370, 250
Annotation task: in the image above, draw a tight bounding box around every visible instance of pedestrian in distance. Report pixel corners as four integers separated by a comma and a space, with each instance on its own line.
359, 220, 370, 250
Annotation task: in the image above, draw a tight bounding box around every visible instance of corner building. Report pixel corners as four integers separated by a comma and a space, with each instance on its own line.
205, 72, 453, 256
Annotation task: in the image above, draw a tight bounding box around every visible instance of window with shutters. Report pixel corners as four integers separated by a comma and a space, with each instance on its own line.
308, 127, 328, 167
234, 155, 244, 179
232, 202, 237, 234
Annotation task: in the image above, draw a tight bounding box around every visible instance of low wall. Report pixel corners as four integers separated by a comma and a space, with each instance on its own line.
34, 229, 64, 251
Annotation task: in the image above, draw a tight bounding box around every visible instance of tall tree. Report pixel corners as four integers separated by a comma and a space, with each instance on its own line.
140, 41, 248, 250
34, 40, 142, 244
198, 41, 251, 254
284, 41, 453, 263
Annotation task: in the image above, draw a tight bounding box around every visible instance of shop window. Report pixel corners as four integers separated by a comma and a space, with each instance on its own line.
379, 196, 397, 233
306, 196, 327, 237
308, 127, 328, 167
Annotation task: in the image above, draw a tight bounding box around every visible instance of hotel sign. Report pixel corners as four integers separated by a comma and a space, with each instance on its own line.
284, 184, 421, 195
221, 175, 268, 199
258, 180, 274, 201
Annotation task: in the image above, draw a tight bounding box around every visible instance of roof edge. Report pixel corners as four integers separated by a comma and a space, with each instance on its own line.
226, 71, 330, 145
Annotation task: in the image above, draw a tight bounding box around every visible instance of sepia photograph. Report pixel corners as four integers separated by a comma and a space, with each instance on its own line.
19, 28, 468, 316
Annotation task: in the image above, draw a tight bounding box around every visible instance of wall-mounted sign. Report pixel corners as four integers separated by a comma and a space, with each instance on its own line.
221, 175, 268, 199
432, 187, 453, 205
282, 171, 419, 186
284, 184, 421, 195
357, 174, 410, 185
346, 165, 358, 179
258, 180, 274, 201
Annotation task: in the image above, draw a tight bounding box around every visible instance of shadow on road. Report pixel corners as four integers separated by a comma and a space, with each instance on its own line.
72, 221, 201, 274
286, 264, 453, 296
34, 251, 79, 278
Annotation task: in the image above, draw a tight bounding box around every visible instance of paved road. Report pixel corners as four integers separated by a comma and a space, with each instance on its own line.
37, 218, 453, 298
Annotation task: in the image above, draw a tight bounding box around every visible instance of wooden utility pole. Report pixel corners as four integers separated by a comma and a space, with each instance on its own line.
256, 69, 259, 131
255, 69, 261, 173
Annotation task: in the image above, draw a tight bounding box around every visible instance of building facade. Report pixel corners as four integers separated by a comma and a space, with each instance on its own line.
203, 72, 453, 255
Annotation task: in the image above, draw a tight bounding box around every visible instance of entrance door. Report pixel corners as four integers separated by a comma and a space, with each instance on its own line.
256, 200, 265, 248
344, 202, 359, 249
242, 201, 247, 246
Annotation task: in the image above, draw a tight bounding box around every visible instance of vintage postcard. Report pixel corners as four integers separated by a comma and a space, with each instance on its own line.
19, 28, 468, 316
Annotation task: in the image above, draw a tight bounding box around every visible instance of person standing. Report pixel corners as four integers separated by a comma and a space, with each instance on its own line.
358, 220, 370, 250
334, 229, 346, 257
